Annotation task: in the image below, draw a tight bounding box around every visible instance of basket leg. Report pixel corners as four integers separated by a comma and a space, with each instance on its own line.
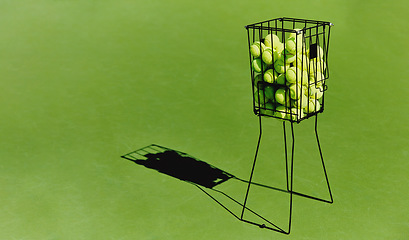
283, 121, 295, 234
241, 114, 263, 220
314, 114, 334, 203
240, 117, 296, 234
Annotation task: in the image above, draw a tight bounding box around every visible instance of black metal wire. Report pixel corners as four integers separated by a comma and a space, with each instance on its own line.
314, 114, 334, 203
288, 121, 295, 233
241, 113, 263, 220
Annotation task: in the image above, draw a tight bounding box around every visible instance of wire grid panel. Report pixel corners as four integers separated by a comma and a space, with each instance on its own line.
246, 17, 333, 123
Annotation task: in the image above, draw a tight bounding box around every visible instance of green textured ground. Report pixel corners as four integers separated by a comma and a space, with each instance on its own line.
1, 0, 408, 239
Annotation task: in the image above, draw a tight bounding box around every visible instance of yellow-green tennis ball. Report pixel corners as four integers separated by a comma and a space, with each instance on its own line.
266, 48, 283, 65
309, 58, 326, 75
264, 85, 275, 101
250, 41, 266, 58
289, 107, 303, 121
275, 88, 288, 105
300, 70, 309, 86
286, 37, 303, 55
303, 84, 308, 93
264, 69, 277, 83
274, 48, 283, 61
315, 45, 324, 59
289, 83, 303, 100
262, 47, 274, 65
285, 98, 292, 108
285, 66, 301, 84
274, 105, 288, 119
276, 74, 286, 85
304, 99, 321, 113
260, 102, 275, 116
274, 58, 289, 74
289, 29, 303, 48
252, 58, 267, 73
309, 71, 325, 85
289, 29, 302, 39
293, 95, 308, 108
315, 100, 321, 111
285, 71, 307, 86
264, 33, 281, 48
285, 38, 297, 54
309, 85, 324, 99
284, 50, 296, 64
275, 91, 291, 107
275, 42, 284, 53
293, 53, 309, 71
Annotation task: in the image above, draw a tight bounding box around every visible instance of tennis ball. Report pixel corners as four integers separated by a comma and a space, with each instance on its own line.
286, 33, 303, 54
289, 29, 303, 40
252, 58, 267, 73
293, 94, 308, 108
276, 91, 291, 107
309, 71, 325, 85
309, 58, 326, 75
265, 34, 284, 54
275, 74, 286, 85
264, 85, 275, 101
285, 66, 301, 84
275, 42, 284, 53
289, 107, 304, 121
263, 48, 282, 65
284, 50, 296, 64
300, 70, 309, 86
309, 85, 324, 99
274, 105, 288, 119
275, 88, 288, 105
290, 29, 304, 49
261, 102, 275, 116
262, 48, 274, 65
274, 58, 289, 74
250, 41, 266, 58
316, 45, 324, 59
289, 69, 308, 86
264, 69, 277, 83
264, 33, 281, 48
289, 83, 303, 100
285, 37, 297, 54
304, 99, 321, 113
293, 53, 309, 71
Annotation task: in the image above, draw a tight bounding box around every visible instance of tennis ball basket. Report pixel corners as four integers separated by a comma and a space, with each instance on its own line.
239, 17, 334, 234
247, 17, 333, 122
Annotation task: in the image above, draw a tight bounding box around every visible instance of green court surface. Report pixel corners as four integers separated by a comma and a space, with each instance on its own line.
1, 0, 408, 239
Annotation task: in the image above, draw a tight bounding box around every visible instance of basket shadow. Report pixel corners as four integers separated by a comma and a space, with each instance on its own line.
121, 144, 291, 233
121, 144, 234, 189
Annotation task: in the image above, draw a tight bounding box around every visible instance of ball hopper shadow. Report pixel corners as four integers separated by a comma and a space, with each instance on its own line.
121, 144, 299, 233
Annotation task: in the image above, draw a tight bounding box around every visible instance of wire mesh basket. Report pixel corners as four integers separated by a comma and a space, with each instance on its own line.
246, 17, 333, 123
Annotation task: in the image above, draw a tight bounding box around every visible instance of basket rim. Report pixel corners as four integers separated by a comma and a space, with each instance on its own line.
245, 17, 334, 30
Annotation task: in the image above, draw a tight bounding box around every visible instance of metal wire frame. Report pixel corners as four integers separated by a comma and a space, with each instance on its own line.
237, 113, 333, 234
247, 17, 333, 123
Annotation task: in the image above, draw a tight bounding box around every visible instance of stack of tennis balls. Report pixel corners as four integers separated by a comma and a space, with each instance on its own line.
250, 29, 327, 122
